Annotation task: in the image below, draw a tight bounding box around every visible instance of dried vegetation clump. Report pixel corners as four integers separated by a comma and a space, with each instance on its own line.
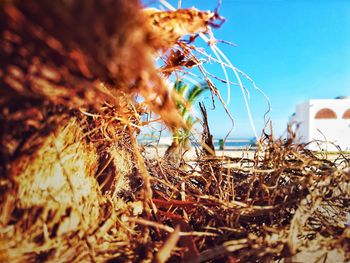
0, 0, 349, 262
146, 134, 350, 262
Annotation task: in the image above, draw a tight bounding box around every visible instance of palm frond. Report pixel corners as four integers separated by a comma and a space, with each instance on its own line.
174, 80, 188, 96
187, 83, 209, 104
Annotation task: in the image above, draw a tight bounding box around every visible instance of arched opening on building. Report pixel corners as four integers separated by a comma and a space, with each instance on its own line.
342, 109, 350, 119
314, 108, 337, 119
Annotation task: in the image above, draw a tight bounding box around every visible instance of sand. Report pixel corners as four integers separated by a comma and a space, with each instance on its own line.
143, 145, 256, 160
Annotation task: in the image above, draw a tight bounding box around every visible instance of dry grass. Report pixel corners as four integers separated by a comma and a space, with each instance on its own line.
144, 133, 350, 262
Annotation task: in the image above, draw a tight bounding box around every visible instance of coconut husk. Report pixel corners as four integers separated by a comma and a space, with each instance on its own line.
0, 100, 147, 261
0, 0, 186, 128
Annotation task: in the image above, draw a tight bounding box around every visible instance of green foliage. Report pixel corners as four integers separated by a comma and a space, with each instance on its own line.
172, 80, 209, 145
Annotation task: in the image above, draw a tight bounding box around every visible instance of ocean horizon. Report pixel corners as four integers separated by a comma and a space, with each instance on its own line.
138, 136, 256, 148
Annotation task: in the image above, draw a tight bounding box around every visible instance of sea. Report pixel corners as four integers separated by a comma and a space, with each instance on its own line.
139, 137, 256, 149
213, 140, 252, 148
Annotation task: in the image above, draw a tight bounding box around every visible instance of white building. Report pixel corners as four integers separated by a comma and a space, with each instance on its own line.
289, 97, 350, 151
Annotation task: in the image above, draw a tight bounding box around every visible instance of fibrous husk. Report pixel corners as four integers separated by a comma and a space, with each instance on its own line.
12, 117, 100, 209
145, 7, 219, 50
0, 0, 185, 128
0, 103, 150, 262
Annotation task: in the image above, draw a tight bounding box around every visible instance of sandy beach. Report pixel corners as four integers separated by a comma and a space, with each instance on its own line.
143, 145, 257, 160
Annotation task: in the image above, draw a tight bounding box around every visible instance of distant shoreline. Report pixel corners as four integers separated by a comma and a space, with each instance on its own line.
142, 145, 256, 159
139, 137, 257, 149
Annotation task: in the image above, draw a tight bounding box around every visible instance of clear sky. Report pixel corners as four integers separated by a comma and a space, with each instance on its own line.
144, 0, 350, 139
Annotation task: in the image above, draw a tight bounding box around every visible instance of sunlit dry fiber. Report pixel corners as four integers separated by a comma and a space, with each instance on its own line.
145, 133, 350, 262
0, 0, 185, 128
145, 7, 222, 50
0, 104, 150, 262
0, 1, 226, 130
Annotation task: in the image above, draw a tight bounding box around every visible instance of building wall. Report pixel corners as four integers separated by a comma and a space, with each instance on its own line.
289, 101, 310, 143
290, 99, 350, 151
309, 99, 350, 150
311, 119, 350, 150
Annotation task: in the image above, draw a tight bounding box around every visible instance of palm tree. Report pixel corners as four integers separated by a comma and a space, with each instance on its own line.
165, 80, 209, 161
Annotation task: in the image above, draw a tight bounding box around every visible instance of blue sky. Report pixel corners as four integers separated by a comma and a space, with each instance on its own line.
144, 0, 350, 138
